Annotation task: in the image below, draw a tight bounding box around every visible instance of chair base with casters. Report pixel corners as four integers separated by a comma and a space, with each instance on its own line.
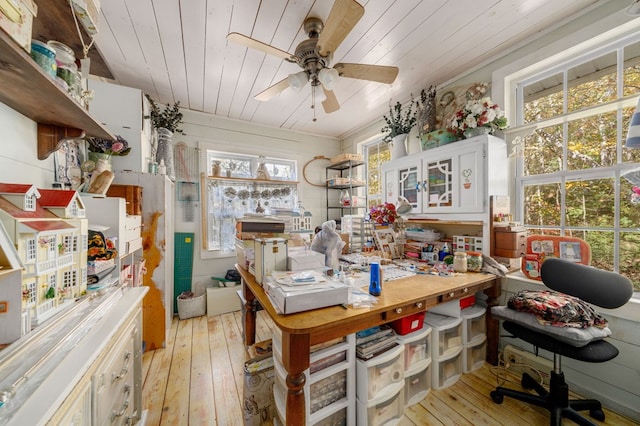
490, 318, 619, 425
489, 257, 633, 426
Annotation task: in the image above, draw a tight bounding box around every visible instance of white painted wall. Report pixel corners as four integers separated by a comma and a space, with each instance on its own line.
0, 102, 55, 186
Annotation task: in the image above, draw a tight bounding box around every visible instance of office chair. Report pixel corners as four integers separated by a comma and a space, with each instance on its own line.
490, 258, 633, 426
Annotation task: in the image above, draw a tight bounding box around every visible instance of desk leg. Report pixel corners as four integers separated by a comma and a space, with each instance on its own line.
242, 279, 257, 347
484, 278, 502, 366
281, 331, 310, 426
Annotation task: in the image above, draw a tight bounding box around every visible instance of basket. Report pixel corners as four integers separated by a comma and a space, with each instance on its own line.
177, 284, 207, 320
330, 153, 362, 165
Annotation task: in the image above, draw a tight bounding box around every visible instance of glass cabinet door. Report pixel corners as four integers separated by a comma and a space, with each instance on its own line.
398, 164, 420, 209
425, 158, 453, 207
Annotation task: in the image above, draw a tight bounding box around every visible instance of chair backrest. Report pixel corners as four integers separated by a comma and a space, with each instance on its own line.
540, 258, 633, 309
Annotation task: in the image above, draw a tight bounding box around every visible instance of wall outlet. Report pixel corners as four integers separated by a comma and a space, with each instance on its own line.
503, 344, 553, 386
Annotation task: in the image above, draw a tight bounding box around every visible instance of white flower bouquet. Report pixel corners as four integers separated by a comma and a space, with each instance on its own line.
449, 97, 508, 138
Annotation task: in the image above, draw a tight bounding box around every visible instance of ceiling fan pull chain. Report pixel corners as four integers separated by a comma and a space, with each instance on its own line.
312, 84, 317, 122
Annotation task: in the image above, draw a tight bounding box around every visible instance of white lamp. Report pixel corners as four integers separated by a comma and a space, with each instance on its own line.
625, 0, 640, 16
287, 71, 308, 92
318, 68, 340, 90
625, 97, 640, 148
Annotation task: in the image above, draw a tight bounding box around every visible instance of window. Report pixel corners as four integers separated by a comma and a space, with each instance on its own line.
63, 270, 76, 289
510, 34, 640, 291
25, 281, 36, 304
204, 151, 298, 252
363, 139, 390, 208
24, 194, 35, 211
26, 238, 36, 261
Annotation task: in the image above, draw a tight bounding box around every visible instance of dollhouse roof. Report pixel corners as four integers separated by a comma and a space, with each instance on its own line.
18, 220, 75, 232
0, 183, 39, 198
0, 197, 57, 219
38, 189, 82, 209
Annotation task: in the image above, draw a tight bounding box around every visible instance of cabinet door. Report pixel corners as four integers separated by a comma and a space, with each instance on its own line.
421, 141, 485, 213
382, 157, 422, 210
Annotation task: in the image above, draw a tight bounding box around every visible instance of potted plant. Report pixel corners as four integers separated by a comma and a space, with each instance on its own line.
381, 97, 417, 159
145, 94, 184, 180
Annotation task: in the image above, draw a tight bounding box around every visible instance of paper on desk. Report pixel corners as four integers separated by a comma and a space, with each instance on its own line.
271, 270, 327, 286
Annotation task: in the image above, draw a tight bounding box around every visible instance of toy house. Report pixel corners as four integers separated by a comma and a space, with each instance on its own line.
0, 220, 23, 345
0, 184, 88, 330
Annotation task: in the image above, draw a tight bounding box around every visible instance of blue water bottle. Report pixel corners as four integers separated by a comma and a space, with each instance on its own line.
369, 262, 381, 296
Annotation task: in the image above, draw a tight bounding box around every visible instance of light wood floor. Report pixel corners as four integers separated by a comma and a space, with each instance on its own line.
141, 311, 637, 425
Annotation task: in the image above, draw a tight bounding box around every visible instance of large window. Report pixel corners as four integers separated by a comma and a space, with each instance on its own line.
511, 35, 640, 291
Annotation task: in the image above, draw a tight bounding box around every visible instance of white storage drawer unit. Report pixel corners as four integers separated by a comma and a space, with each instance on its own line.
432, 345, 463, 390
396, 323, 431, 372
404, 359, 431, 407
425, 312, 463, 359
356, 381, 405, 426
463, 334, 487, 373
356, 344, 404, 400
461, 304, 487, 345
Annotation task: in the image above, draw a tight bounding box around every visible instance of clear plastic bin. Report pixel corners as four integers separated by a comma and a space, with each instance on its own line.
425, 312, 463, 359
396, 323, 431, 372
404, 360, 431, 407
461, 305, 486, 345
356, 344, 404, 400
432, 345, 463, 390
463, 335, 487, 373
356, 381, 405, 426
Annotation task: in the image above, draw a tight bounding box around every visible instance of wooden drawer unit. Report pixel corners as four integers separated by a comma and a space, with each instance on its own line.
494, 230, 527, 258
384, 299, 427, 321
106, 184, 143, 216
439, 287, 471, 304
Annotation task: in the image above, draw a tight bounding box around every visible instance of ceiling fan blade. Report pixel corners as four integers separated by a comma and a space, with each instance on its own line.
334, 63, 399, 84
317, 0, 364, 57
227, 32, 293, 60
255, 78, 290, 101
322, 87, 340, 113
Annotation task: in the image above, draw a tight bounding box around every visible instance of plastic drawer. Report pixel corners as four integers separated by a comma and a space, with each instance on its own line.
463, 335, 487, 373
356, 344, 404, 400
425, 312, 463, 360
461, 305, 486, 345
432, 345, 463, 390
396, 323, 431, 372
356, 381, 405, 426
404, 359, 431, 407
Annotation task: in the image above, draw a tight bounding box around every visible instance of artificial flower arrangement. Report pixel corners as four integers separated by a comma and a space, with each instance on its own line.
369, 202, 400, 225
381, 98, 417, 143
449, 97, 508, 138
86, 135, 131, 157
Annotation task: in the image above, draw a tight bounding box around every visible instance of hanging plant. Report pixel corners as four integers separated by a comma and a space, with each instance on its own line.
145, 94, 184, 134
45, 286, 55, 299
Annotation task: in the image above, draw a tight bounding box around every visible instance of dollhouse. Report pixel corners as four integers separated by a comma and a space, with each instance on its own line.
0, 184, 88, 334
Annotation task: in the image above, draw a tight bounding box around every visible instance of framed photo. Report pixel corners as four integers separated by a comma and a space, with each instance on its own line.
54, 139, 85, 189
559, 241, 582, 262
373, 228, 401, 259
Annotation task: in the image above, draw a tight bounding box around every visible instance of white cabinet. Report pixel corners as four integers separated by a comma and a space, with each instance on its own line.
0, 287, 148, 425
88, 79, 152, 174
382, 134, 507, 216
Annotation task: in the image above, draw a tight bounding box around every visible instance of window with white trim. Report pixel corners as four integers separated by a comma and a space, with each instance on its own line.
204, 151, 298, 252
26, 238, 36, 262
26, 280, 36, 304
510, 34, 640, 292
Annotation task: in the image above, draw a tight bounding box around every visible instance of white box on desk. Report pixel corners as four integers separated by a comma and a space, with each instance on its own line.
254, 238, 288, 284
265, 281, 349, 314
287, 248, 325, 271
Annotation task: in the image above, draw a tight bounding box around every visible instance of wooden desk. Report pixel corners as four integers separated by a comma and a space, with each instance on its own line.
237, 265, 501, 426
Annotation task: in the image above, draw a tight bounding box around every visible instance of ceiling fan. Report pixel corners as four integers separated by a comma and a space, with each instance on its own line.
226, 0, 399, 118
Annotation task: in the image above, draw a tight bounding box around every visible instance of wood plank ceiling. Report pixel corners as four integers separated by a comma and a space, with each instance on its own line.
87, 0, 604, 139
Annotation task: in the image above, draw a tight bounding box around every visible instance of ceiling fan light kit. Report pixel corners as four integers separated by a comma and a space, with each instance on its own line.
226, 0, 399, 118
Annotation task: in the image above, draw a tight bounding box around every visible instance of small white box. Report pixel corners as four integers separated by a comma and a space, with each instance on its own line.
265, 280, 349, 314
206, 286, 242, 316
356, 344, 404, 400
254, 238, 288, 284
287, 248, 325, 271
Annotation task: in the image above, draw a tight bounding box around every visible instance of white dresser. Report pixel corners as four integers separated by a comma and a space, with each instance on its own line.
0, 286, 148, 425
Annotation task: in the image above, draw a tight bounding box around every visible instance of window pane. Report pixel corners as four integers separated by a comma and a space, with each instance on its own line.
523, 125, 563, 176
620, 177, 640, 226
524, 183, 561, 226
523, 72, 563, 123
623, 43, 640, 98
567, 52, 617, 112
565, 178, 614, 227
567, 113, 617, 170
622, 105, 640, 163
366, 143, 390, 203
620, 231, 640, 291
585, 230, 614, 270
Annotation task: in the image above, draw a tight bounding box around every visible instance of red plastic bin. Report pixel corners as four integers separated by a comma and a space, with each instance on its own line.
389, 311, 426, 335
460, 295, 476, 310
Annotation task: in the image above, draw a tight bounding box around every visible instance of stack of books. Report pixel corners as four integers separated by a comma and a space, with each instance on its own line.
356, 325, 398, 360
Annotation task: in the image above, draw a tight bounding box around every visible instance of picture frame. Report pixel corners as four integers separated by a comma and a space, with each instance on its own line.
373, 228, 401, 259
54, 139, 85, 190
